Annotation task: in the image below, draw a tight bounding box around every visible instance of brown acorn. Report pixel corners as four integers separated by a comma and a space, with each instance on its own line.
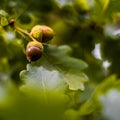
26, 41, 43, 62
30, 25, 55, 42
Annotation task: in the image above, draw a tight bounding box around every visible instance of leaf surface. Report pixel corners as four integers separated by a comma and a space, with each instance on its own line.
20, 45, 88, 92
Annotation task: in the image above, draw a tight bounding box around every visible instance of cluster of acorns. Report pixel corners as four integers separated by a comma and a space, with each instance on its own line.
26, 25, 55, 62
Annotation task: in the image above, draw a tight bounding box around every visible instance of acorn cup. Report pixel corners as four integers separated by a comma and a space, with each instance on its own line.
26, 41, 44, 62
30, 25, 55, 43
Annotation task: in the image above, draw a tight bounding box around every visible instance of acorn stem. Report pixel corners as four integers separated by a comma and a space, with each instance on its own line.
14, 25, 38, 41
14, 25, 30, 36
9, 19, 37, 42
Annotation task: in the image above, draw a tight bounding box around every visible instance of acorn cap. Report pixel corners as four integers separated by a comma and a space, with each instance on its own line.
26, 41, 43, 49
30, 25, 42, 42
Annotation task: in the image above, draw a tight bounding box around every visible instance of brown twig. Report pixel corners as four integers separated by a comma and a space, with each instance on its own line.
9, 19, 37, 42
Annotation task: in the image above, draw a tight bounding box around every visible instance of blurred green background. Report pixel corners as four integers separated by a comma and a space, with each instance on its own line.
0, 0, 120, 120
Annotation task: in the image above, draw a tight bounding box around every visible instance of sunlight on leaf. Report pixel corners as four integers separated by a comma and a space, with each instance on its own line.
0, 17, 9, 26
64, 73, 88, 91
0, 10, 9, 18
0, 10, 9, 26
94, 0, 120, 22
98, 0, 110, 15
20, 64, 66, 91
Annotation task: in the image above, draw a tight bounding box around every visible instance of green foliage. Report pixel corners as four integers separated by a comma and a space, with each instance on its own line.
65, 75, 120, 120
0, 82, 67, 120
0, 10, 9, 26
20, 45, 88, 91
0, 0, 120, 120
94, 0, 120, 22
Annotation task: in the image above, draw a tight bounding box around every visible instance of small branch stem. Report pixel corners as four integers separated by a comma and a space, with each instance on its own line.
14, 25, 37, 42
14, 25, 30, 37
9, 19, 37, 42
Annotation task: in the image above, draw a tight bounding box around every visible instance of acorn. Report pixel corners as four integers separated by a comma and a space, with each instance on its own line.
26, 41, 44, 62
30, 25, 55, 42
30, 25, 42, 42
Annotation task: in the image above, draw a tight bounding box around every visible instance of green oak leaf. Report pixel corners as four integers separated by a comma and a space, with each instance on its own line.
20, 45, 88, 92
43, 45, 88, 71
94, 0, 120, 22
0, 17, 9, 26
0, 10, 9, 18
65, 75, 120, 120
64, 72, 88, 91
0, 10, 9, 26
20, 65, 66, 91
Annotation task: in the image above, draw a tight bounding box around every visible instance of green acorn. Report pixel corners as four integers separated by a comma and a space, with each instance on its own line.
30, 25, 42, 42
30, 25, 55, 42
26, 41, 44, 62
